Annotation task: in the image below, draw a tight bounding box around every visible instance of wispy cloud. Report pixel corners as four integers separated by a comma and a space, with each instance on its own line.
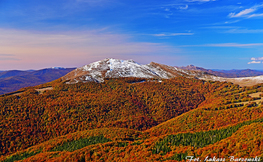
0, 28, 181, 70
0, 54, 14, 56
251, 57, 263, 61
248, 61, 261, 64
203, 25, 263, 34
0, 54, 19, 61
205, 43, 263, 47
248, 13, 263, 18
229, 8, 256, 18
211, 43, 263, 47
248, 57, 263, 64
152, 33, 194, 37
75, 0, 112, 5
225, 29, 263, 33
179, 5, 188, 10
185, 0, 216, 2
181, 43, 263, 47
224, 20, 240, 24
160, 4, 190, 18
229, 3, 263, 18
203, 25, 239, 29
163, 4, 189, 9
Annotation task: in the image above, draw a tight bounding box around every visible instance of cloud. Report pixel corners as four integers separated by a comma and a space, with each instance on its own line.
0, 28, 181, 70
0, 54, 15, 56
205, 25, 263, 34
248, 61, 261, 64
179, 5, 188, 10
251, 57, 263, 61
181, 43, 263, 47
248, 13, 263, 18
225, 29, 263, 33
229, 3, 263, 18
75, 0, 110, 5
161, 4, 189, 18
244, 57, 263, 65
224, 20, 240, 24
203, 26, 239, 29
185, 0, 216, 2
229, 8, 256, 18
206, 43, 263, 47
152, 33, 194, 37
0, 54, 19, 61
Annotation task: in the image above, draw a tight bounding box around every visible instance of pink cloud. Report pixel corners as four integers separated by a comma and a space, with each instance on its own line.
0, 28, 181, 70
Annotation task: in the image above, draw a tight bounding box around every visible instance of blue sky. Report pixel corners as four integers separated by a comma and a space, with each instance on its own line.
0, 0, 263, 70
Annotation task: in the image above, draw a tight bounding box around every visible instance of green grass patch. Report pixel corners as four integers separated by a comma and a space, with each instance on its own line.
164, 152, 188, 161
3, 150, 41, 162
131, 141, 143, 145
153, 118, 263, 155
117, 142, 128, 147
50, 135, 111, 152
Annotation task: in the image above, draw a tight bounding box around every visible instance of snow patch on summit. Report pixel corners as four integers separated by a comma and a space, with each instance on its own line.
82, 60, 103, 71
62, 58, 241, 84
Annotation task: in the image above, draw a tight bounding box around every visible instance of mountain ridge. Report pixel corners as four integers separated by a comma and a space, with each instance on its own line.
2, 58, 263, 95
0, 68, 75, 95
180, 65, 263, 78
61, 58, 217, 84
60, 58, 263, 87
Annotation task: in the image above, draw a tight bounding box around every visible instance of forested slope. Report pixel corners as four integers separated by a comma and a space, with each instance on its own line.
1, 77, 263, 161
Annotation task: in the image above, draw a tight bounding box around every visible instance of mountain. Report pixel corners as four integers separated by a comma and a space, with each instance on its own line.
213, 69, 263, 77
1, 73, 263, 161
180, 65, 263, 78
61, 58, 263, 87
0, 70, 30, 79
1, 58, 263, 161
62, 58, 216, 84
178, 64, 208, 71
0, 68, 75, 95
2, 59, 263, 96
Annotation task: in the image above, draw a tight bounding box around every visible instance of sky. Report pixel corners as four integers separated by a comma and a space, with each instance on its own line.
0, 0, 263, 70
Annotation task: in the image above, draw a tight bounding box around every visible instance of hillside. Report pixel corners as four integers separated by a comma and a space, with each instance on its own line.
1, 59, 263, 161
1, 121, 262, 161
0, 70, 30, 79
0, 68, 75, 95
0, 75, 263, 161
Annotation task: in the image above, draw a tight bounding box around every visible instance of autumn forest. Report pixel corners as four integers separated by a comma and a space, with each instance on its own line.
0, 77, 263, 161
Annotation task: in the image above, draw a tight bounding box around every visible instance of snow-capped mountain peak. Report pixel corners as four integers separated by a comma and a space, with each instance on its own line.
60, 58, 263, 86
50, 67, 66, 69
61, 58, 217, 84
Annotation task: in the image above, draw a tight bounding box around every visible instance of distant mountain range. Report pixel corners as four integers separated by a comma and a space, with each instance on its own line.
180, 65, 263, 78
2, 59, 263, 95
62, 58, 263, 87
0, 68, 75, 95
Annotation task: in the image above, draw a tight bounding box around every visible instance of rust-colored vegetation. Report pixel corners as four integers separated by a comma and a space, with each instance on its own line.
1, 77, 263, 161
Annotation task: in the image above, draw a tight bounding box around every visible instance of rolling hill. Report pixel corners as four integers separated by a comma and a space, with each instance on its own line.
0, 59, 263, 161
0, 68, 75, 95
